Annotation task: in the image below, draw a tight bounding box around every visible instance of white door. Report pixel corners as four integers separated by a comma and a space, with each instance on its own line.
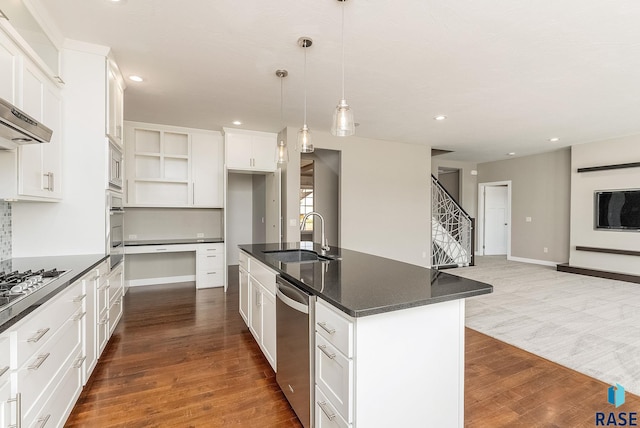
484, 186, 508, 255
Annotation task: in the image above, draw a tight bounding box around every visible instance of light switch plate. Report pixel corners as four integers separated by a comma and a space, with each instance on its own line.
128, 234, 137, 239
197, 233, 205, 238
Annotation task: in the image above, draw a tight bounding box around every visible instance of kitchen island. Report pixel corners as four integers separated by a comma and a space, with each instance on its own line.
239, 242, 492, 428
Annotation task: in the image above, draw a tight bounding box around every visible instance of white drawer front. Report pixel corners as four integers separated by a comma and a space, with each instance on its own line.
315, 334, 353, 423
17, 314, 81, 419
249, 260, 276, 295
197, 253, 224, 269
197, 269, 224, 288
14, 281, 84, 364
97, 308, 109, 355
97, 278, 109, 314
109, 297, 123, 335
239, 251, 249, 270
198, 243, 223, 254
25, 347, 83, 428
316, 299, 354, 358
315, 386, 351, 428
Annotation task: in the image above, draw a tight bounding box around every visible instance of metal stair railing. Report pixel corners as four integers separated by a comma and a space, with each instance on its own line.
431, 174, 474, 268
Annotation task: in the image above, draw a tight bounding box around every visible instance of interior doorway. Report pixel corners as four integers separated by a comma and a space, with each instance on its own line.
300, 149, 340, 248
478, 181, 511, 256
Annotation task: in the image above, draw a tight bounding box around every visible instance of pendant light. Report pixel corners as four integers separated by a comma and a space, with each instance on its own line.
331, 0, 355, 137
297, 37, 314, 153
275, 69, 289, 165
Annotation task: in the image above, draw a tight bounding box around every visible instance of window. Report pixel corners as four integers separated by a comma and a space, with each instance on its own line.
300, 189, 313, 230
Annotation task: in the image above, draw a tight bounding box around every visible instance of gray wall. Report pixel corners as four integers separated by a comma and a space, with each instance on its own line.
124, 208, 223, 241
0, 202, 10, 261
570, 135, 640, 275
431, 158, 478, 217
227, 173, 253, 265
281, 127, 431, 267
477, 148, 571, 263
303, 149, 340, 248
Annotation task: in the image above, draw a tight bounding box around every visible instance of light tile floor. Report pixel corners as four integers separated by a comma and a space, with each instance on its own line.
453, 256, 640, 395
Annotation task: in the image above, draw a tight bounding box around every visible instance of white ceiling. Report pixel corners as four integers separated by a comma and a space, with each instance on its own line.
37, 0, 640, 162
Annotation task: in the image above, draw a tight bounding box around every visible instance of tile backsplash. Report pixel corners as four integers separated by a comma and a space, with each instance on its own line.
0, 202, 11, 261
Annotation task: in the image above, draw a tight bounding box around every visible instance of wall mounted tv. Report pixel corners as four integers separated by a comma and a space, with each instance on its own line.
595, 189, 640, 230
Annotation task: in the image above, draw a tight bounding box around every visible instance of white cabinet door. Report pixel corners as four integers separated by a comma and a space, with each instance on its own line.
261, 287, 277, 371
82, 270, 99, 385
239, 266, 249, 326
0, 379, 16, 428
251, 133, 277, 171
17, 62, 62, 200
248, 278, 262, 343
41, 83, 62, 198
192, 133, 223, 207
106, 64, 124, 147
0, 31, 19, 104
225, 132, 253, 169
224, 130, 277, 172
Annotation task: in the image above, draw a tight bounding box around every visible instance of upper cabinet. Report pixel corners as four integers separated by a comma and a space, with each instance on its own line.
106, 58, 124, 148
124, 121, 223, 207
0, 29, 63, 201
224, 128, 277, 172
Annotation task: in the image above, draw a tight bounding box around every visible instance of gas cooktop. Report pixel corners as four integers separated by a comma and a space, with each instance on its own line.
0, 268, 68, 309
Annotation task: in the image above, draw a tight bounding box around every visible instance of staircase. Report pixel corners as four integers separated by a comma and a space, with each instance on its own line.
431, 175, 474, 268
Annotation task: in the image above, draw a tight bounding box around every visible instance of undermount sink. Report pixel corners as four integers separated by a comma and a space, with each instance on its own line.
263, 249, 340, 263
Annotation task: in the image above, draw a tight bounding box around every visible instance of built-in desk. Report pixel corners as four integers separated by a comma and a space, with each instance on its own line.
124, 240, 225, 289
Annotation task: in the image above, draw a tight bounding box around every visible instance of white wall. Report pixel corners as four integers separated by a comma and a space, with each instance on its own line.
570, 135, 640, 275
281, 127, 431, 267
12, 44, 109, 257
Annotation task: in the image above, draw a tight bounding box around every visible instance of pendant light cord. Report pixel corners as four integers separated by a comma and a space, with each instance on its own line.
280, 74, 284, 129
303, 41, 308, 126
341, 1, 345, 100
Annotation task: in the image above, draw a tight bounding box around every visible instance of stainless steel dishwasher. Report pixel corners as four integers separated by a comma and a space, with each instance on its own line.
276, 275, 316, 428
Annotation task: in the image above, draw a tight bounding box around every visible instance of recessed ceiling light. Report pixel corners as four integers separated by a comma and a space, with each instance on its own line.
129, 75, 143, 82
232, 120, 242, 126
549, 137, 560, 142
433, 115, 447, 121
507, 152, 516, 156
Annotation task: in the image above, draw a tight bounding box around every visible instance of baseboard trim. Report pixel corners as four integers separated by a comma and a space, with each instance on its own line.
556, 263, 640, 284
507, 256, 563, 267
126, 275, 196, 287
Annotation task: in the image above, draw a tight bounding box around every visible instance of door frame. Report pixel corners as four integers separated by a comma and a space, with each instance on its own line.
477, 181, 512, 257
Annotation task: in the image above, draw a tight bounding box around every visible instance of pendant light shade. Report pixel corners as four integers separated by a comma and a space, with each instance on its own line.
275, 69, 289, 164
331, 0, 355, 137
297, 37, 314, 153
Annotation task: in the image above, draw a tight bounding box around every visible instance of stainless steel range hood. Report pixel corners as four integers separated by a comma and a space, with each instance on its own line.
0, 97, 52, 150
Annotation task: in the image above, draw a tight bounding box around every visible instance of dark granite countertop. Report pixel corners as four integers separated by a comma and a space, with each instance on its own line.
0, 254, 108, 333
239, 243, 492, 317
125, 238, 224, 246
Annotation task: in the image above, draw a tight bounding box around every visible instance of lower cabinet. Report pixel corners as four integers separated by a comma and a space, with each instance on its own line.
196, 243, 224, 289
0, 258, 125, 427
239, 251, 277, 371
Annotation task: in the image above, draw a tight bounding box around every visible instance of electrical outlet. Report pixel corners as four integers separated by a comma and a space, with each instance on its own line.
196, 233, 204, 238
543, 247, 548, 253
526, 217, 532, 222
128, 234, 137, 239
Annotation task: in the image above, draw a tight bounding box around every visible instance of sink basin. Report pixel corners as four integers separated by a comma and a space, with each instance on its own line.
263, 249, 340, 263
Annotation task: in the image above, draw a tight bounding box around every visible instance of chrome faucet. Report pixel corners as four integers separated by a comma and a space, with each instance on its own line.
300, 211, 330, 254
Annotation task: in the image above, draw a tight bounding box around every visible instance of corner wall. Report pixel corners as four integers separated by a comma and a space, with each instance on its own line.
477, 148, 571, 263
570, 135, 640, 275
281, 127, 431, 267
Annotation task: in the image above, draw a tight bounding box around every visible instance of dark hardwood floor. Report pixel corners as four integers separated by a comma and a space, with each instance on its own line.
65, 268, 639, 427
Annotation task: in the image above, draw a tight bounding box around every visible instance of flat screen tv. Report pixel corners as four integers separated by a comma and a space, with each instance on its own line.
595, 189, 640, 230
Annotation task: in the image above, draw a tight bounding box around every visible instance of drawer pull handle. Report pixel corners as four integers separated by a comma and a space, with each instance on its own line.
73, 311, 87, 321
317, 322, 336, 335
28, 353, 50, 371
99, 318, 109, 325
156, 248, 167, 251
73, 356, 87, 369
73, 294, 87, 303
318, 345, 336, 360
207, 272, 217, 275
8, 393, 21, 428
35, 414, 51, 428
0, 366, 9, 378
317, 401, 336, 421
27, 328, 50, 343
207, 255, 217, 258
